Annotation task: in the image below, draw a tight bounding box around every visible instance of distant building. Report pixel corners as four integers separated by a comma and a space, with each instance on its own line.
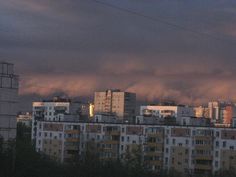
17, 112, 32, 127
194, 106, 209, 118
232, 117, 236, 128
0, 62, 19, 141
89, 103, 94, 118
140, 105, 194, 125
208, 101, 236, 125
94, 89, 136, 122
32, 97, 87, 140
222, 105, 236, 124
208, 101, 221, 122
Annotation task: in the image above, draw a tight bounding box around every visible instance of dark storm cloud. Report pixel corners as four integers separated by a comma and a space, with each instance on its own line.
1, 0, 236, 106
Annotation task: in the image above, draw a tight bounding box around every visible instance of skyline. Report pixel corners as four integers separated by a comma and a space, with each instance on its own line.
1, 0, 236, 108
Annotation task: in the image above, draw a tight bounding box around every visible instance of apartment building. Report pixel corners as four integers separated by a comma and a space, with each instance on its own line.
17, 112, 32, 127
140, 105, 194, 125
208, 101, 236, 125
194, 106, 210, 118
0, 62, 19, 141
32, 97, 90, 140
34, 120, 236, 176
94, 89, 136, 122
32, 97, 71, 141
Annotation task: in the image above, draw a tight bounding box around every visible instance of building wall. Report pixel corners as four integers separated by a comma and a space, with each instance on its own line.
32, 101, 70, 140
0, 62, 18, 141
35, 121, 236, 175
140, 105, 194, 124
94, 90, 136, 120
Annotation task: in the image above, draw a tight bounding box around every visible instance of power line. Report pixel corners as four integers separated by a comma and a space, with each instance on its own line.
91, 0, 236, 45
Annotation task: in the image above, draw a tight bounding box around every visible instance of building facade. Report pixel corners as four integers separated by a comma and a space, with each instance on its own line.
0, 62, 19, 141
140, 105, 194, 125
94, 89, 136, 121
17, 112, 32, 127
194, 106, 210, 118
208, 101, 236, 126
32, 97, 71, 141
34, 120, 236, 176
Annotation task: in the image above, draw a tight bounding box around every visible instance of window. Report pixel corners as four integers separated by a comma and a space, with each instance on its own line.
185, 149, 189, 155
121, 145, 124, 151
215, 151, 219, 157
121, 136, 124, 142
165, 158, 168, 165
166, 138, 169, 144
223, 141, 226, 148
215, 161, 219, 168
172, 139, 176, 145
216, 141, 219, 148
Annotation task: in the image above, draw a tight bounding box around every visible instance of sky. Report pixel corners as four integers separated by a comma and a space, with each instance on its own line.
1, 0, 236, 110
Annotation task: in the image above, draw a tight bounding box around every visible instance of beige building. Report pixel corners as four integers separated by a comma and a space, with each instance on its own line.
94, 89, 136, 121
194, 106, 210, 118
0, 62, 19, 141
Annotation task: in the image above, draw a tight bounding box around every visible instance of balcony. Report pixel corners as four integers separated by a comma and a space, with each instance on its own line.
145, 151, 163, 156
147, 160, 163, 166
65, 138, 80, 142
105, 130, 120, 136
194, 164, 212, 170
193, 155, 213, 160
147, 133, 164, 138
146, 142, 163, 147
65, 130, 80, 134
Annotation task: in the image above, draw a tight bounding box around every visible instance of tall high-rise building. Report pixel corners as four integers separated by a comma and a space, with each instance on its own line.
0, 62, 19, 141
208, 101, 220, 122
208, 101, 236, 125
94, 89, 136, 121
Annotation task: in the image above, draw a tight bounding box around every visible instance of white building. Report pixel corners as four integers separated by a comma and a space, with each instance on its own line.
140, 105, 194, 124
0, 62, 19, 141
34, 120, 236, 175
32, 97, 70, 140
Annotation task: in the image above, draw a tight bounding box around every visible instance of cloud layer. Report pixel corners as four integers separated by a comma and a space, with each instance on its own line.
1, 0, 236, 106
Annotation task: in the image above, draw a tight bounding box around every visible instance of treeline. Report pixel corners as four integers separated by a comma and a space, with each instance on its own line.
0, 123, 236, 177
